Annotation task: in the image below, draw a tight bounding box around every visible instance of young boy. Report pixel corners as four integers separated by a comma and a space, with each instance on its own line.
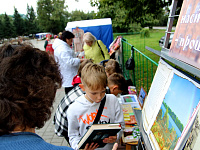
107, 72, 128, 96
53, 72, 127, 142
67, 63, 125, 150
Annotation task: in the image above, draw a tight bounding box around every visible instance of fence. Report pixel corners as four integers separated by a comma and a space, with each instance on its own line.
118, 38, 158, 94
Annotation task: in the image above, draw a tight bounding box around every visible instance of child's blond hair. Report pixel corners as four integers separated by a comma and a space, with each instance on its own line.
105, 59, 122, 76
77, 59, 93, 77
81, 63, 107, 90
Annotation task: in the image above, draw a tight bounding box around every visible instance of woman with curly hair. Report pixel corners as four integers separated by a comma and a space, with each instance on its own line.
0, 44, 73, 150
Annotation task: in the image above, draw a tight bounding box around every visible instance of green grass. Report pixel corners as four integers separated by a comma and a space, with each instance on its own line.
114, 29, 166, 63
114, 29, 166, 93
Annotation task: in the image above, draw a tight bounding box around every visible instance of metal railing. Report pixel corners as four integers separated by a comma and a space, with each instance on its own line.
118, 38, 158, 94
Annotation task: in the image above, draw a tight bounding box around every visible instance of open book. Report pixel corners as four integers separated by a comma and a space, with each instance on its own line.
121, 94, 141, 109
77, 123, 121, 149
142, 59, 200, 150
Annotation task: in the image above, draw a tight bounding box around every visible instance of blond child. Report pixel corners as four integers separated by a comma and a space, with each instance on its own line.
105, 59, 122, 77
67, 63, 125, 150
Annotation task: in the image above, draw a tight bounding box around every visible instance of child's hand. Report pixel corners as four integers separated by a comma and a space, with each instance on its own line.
112, 143, 118, 150
102, 135, 117, 143
84, 143, 99, 150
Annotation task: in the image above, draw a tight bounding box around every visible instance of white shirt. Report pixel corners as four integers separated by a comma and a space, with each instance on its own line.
53, 39, 80, 87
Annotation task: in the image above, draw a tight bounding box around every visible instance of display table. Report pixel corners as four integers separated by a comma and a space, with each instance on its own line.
133, 109, 153, 150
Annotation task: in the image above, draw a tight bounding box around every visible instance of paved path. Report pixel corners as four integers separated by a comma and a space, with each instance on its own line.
35, 87, 70, 147
29, 39, 70, 147
29, 39, 46, 51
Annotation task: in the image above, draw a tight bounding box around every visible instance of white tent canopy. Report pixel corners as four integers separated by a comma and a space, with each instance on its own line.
65, 18, 113, 50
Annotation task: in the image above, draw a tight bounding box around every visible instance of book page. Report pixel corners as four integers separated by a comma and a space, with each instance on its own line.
142, 59, 173, 133
183, 104, 200, 150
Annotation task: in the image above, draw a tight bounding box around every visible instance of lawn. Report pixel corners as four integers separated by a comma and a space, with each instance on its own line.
113, 29, 167, 93
114, 29, 166, 63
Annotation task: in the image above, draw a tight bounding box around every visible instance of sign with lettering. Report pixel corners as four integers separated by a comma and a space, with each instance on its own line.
169, 0, 200, 69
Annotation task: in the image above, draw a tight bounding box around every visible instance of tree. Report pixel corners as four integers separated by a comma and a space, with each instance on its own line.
3, 13, 14, 39
92, 0, 129, 32
24, 4, 37, 35
69, 10, 95, 22
0, 18, 4, 40
37, 0, 67, 34
90, 0, 179, 31
13, 8, 25, 36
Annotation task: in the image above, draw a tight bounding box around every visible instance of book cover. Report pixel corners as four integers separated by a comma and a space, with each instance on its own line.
138, 86, 147, 109
122, 125, 140, 143
122, 104, 134, 114
77, 123, 121, 149
121, 95, 137, 103
121, 95, 141, 109
122, 104, 137, 125
125, 115, 137, 125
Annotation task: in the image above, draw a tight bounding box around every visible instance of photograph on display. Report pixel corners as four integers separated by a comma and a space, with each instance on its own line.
138, 86, 147, 108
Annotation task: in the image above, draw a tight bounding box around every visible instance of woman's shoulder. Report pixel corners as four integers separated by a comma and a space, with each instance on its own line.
97, 40, 103, 44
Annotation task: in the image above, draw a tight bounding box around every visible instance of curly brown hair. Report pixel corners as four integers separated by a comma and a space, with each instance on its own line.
0, 45, 62, 135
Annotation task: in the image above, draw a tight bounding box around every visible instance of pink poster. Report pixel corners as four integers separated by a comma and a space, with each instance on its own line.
169, 0, 200, 69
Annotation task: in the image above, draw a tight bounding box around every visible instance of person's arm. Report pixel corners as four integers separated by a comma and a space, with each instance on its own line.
98, 40, 110, 60
53, 96, 69, 138
60, 49, 80, 67
67, 105, 82, 149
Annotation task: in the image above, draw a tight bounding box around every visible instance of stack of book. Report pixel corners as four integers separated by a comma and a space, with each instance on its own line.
122, 103, 140, 143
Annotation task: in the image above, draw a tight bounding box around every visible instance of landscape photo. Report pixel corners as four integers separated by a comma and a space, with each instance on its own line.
151, 74, 200, 150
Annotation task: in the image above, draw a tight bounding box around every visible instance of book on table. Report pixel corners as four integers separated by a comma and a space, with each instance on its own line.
138, 86, 147, 109
77, 123, 121, 149
122, 125, 141, 143
121, 95, 141, 109
122, 104, 137, 125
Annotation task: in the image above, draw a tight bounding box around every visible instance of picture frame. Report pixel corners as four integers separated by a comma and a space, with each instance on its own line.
138, 86, 147, 109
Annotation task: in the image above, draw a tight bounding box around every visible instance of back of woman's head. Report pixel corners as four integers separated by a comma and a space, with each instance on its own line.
0, 45, 62, 135
0, 43, 23, 63
61, 30, 74, 42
